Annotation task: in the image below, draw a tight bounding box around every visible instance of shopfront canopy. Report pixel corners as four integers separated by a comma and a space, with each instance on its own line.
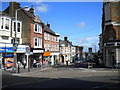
43, 52, 51, 56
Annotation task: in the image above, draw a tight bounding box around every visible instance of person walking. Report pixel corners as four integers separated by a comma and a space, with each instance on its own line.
23, 58, 26, 69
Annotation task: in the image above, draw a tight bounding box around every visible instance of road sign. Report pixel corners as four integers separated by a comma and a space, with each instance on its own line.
26, 47, 30, 54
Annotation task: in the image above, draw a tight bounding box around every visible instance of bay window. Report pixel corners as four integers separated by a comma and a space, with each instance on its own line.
0, 16, 11, 30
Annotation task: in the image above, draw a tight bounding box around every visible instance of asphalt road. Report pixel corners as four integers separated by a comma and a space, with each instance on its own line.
1, 67, 120, 89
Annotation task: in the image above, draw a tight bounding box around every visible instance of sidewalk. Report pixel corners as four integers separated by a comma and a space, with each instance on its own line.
2, 65, 53, 75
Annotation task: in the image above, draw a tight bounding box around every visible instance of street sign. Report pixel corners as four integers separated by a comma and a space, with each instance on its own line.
26, 47, 30, 54
13, 45, 17, 51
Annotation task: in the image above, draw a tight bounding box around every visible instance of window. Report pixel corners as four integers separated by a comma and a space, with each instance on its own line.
1, 36, 9, 40
34, 37, 42, 48
34, 23, 42, 34
14, 22, 16, 31
0, 17, 11, 30
5, 19, 9, 29
35, 24, 37, 32
17, 22, 20, 32
1, 18, 4, 29
35, 38, 37, 46
13, 21, 21, 32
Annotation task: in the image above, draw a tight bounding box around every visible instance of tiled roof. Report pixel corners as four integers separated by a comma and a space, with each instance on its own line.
44, 25, 56, 35
59, 40, 68, 47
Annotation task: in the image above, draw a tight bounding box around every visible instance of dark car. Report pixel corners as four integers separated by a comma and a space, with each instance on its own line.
74, 58, 83, 67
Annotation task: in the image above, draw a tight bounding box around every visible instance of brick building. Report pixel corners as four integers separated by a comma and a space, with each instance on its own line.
101, 2, 120, 68
43, 23, 60, 65
3, 2, 45, 67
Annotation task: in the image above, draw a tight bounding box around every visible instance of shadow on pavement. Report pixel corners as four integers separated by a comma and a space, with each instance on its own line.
2, 71, 120, 89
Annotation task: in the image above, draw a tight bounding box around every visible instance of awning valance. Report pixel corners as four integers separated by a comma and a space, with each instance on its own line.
43, 52, 51, 56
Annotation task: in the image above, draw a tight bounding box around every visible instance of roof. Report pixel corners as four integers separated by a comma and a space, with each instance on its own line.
0, 11, 11, 18
22, 9, 35, 19
3, 5, 35, 19
44, 25, 56, 35
59, 40, 68, 47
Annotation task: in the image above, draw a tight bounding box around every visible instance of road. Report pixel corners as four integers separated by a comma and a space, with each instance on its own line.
1, 66, 120, 89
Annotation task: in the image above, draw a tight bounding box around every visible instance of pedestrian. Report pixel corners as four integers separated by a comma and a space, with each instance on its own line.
23, 58, 26, 69
66, 60, 68, 66
33, 59, 36, 67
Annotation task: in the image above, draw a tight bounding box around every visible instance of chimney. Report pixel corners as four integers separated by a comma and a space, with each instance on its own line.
47, 22, 50, 28
64, 36, 68, 41
29, 5, 34, 14
9, 2, 20, 17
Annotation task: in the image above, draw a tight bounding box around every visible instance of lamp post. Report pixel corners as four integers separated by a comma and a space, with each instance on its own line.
13, 6, 28, 73
93, 45, 96, 53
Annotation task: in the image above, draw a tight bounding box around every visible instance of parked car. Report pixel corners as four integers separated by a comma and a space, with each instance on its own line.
74, 58, 83, 67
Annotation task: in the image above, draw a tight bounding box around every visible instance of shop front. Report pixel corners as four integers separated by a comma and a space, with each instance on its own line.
43, 52, 51, 66
31, 49, 44, 67
104, 42, 120, 68
50, 53, 60, 65
0, 43, 29, 69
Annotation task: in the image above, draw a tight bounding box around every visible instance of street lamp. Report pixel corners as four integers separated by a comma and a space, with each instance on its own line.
13, 6, 28, 73
93, 45, 96, 53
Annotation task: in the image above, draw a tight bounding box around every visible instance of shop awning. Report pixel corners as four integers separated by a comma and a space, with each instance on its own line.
43, 52, 51, 56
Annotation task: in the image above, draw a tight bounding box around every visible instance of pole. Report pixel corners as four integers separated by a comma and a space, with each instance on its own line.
28, 55, 30, 72
12, 10, 18, 73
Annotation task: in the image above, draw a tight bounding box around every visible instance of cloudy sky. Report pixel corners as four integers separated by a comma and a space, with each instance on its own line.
2, 2, 103, 52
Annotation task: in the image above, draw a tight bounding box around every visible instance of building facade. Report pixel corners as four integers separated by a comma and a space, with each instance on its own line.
101, 2, 120, 68
59, 37, 72, 65
0, 11, 29, 69
43, 23, 60, 65
3, 2, 44, 67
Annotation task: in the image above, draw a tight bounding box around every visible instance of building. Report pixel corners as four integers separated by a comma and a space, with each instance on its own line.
74, 45, 83, 59
0, 11, 29, 69
43, 23, 60, 65
3, 2, 44, 67
71, 45, 76, 61
101, 2, 120, 67
59, 37, 72, 65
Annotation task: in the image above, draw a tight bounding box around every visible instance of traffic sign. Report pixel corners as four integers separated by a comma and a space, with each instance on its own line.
26, 47, 30, 54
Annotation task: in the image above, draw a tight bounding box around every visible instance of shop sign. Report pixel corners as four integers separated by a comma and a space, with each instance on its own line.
0, 47, 14, 53
33, 50, 44, 53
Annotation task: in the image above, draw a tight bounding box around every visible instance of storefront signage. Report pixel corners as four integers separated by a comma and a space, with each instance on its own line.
0, 47, 27, 53
33, 50, 44, 53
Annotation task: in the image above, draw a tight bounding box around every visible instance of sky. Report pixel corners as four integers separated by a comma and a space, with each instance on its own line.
1, 2, 103, 52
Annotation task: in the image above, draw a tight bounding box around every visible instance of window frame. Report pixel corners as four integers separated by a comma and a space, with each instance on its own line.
12, 20, 22, 33
0, 16, 11, 30
34, 37, 42, 48
34, 23, 42, 34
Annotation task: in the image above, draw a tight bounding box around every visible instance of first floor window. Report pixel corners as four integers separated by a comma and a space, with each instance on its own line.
1, 18, 4, 29
17, 22, 20, 32
34, 37, 42, 48
5, 19, 9, 30
13, 21, 21, 32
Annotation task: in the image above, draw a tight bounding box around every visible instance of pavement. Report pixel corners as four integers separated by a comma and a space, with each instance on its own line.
2, 64, 120, 75
1, 65, 120, 89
